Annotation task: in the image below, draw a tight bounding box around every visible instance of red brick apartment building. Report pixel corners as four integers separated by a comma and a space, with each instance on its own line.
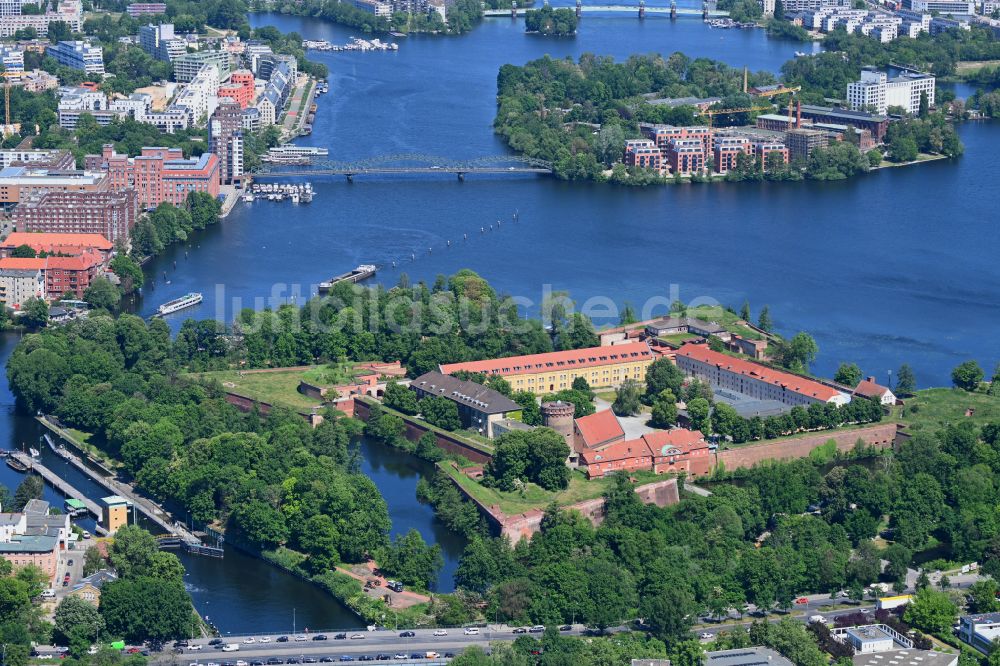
623, 139, 663, 172
12, 191, 138, 244
641, 125, 714, 155
666, 139, 706, 175
713, 135, 752, 174
0, 253, 103, 299
753, 141, 790, 169
85, 145, 220, 208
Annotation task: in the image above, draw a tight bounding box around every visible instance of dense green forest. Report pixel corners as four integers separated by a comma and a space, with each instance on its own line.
524, 6, 577, 35
250, 0, 487, 35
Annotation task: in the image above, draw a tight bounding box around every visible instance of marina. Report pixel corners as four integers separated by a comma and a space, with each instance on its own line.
3, 450, 104, 523
246, 182, 315, 203
318, 264, 378, 293
303, 37, 398, 52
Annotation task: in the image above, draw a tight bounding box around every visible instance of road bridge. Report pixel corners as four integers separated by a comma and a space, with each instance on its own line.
483, 0, 730, 18
252, 154, 553, 182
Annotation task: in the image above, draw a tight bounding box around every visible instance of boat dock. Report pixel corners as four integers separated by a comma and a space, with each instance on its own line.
35, 416, 223, 557
6, 451, 103, 522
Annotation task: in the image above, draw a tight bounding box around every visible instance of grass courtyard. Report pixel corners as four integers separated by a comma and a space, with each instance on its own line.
899, 387, 1000, 433
442, 462, 661, 516
189, 367, 329, 413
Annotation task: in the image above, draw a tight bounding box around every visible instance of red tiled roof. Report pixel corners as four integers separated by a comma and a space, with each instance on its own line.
578, 437, 653, 466
676, 344, 842, 402
0, 257, 46, 270
642, 428, 707, 456
854, 378, 890, 399
46, 254, 102, 271
574, 410, 625, 449
439, 342, 653, 377
1, 232, 113, 251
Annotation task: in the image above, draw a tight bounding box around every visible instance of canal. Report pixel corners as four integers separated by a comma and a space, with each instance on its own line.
0, 331, 463, 632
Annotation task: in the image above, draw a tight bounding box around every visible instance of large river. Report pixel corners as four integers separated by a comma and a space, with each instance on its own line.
2, 8, 998, 633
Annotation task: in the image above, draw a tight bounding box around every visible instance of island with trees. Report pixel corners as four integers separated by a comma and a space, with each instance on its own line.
492, 25, 997, 184
524, 5, 578, 35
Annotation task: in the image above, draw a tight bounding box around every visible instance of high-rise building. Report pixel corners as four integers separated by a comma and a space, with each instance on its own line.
45, 41, 104, 75
126, 2, 167, 17
209, 101, 244, 185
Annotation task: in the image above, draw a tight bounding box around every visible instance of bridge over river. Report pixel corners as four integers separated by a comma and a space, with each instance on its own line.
483, 0, 730, 18
252, 154, 554, 181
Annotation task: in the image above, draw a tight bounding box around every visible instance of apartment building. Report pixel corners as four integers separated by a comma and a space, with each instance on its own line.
623, 139, 663, 172
84, 145, 220, 208
173, 50, 230, 83
12, 190, 138, 244
138, 23, 185, 62
208, 101, 244, 184
46, 40, 104, 74
847, 68, 935, 115
0, 167, 108, 204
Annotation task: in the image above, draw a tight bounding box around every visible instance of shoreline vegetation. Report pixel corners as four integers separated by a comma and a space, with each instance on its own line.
249, 0, 532, 35
491, 24, 1000, 184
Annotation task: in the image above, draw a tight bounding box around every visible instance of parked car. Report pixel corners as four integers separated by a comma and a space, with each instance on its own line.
795, 597, 809, 605
464, 627, 479, 635
311, 635, 327, 641
559, 626, 572, 632
334, 634, 347, 640
209, 640, 224, 646
432, 629, 447, 637
350, 634, 365, 640
512, 628, 527, 634
529, 625, 545, 633
276, 637, 289, 643
398, 631, 415, 638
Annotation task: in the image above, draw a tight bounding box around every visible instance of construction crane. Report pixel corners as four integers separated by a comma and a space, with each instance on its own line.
697, 105, 773, 129
749, 84, 802, 98
1, 70, 21, 135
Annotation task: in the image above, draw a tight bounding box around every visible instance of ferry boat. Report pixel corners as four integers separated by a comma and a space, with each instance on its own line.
157, 293, 203, 316
263, 145, 329, 164
318, 265, 377, 293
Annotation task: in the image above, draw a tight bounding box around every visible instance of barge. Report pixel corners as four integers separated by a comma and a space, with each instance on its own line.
318, 264, 377, 293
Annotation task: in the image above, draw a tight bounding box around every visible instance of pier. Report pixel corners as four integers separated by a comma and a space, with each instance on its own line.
7, 451, 104, 522
35, 416, 222, 556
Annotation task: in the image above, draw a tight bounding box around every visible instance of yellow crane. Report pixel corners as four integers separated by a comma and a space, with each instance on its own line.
750, 84, 802, 98
1, 70, 21, 132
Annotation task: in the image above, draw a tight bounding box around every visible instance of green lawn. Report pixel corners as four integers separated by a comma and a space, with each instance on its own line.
189, 368, 326, 413
657, 333, 701, 346
899, 387, 1000, 433
301, 362, 364, 387
686, 304, 764, 340
442, 463, 660, 516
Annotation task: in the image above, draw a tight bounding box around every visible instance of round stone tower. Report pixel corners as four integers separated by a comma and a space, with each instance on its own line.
541, 400, 575, 445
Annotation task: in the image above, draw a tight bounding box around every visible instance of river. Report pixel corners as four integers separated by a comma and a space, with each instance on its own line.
3, 9, 999, 633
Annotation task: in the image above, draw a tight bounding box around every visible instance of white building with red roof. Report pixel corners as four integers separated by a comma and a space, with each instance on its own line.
853, 376, 896, 406
675, 343, 850, 409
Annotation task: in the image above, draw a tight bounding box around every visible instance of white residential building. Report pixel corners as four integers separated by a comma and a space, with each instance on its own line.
171, 64, 219, 125
847, 68, 935, 115
109, 92, 152, 120
57, 86, 108, 111
905, 0, 974, 11
0, 266, 43, 308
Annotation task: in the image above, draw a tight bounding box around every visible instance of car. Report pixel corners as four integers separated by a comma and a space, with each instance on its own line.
277, 637, 289, 643
409, 654, 423, 660
398, 631, 415, 638
285, 658, 301, 664
529, 626, 545, 633
266, 659, 284, 665
444, 654, 455, 659
463, 627, 479, 635
236, 660, 249, 665
189, 645, 204, 651
258, 637, 271, 644
312, 635, 327, 641
394, 655, 408, 661
303, 658, 318, 663
222, 645, 240, 652
67, 559, 74, 566
82, 531, 91, 539
350, 634, 365, 640
62, 580, 68, 586
795, 597, 809, 605
127, 648, 143, 655
335, 634, 347, 640
36, 655, 53, 660
359, 657, 374, 662
512, 628, 527, 634
699, 632, 714, 640
559, 626, 572, 632
320, 658, 335, 663
375, 656, 390, 661
338, 657, 354, 663
150, 641, 164, 652
294, 635, 308, 642
209, 640, 224, 646
251, 661, 265, 665
176, 641, 191, 648
221, 660, 236, 666
433, 629, 448, 637
207, 662, 220, 666
243, 638, 256, 644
